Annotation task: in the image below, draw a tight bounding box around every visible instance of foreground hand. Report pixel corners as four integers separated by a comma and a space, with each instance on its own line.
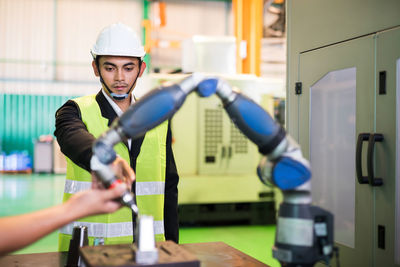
67, 184, 127, 217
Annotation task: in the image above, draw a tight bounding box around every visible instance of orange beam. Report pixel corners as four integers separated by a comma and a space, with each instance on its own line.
233, 0, 243, 74
159, 1, 166, 27
142, 19, 154, 53
234, 0, 263, 76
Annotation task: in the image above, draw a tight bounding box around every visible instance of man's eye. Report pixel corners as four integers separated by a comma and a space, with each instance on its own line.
105, 67, 114, 71
125, 67, 134, 71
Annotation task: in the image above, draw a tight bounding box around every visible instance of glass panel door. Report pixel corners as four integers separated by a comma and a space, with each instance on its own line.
310, 68, 356, 248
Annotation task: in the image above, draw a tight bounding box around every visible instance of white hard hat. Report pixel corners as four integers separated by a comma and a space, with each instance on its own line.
91, 23, 146, 59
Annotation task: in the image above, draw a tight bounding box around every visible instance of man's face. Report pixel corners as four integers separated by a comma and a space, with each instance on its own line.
92, 56, 145, 97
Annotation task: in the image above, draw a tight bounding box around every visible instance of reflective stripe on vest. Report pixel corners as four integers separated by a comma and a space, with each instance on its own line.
59, 94, 168, 251
63, 180, 91, 194
64, 180, 165, 196
59, 220, 165, 238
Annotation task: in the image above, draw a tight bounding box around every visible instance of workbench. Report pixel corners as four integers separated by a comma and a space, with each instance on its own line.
0, 242, 270, 267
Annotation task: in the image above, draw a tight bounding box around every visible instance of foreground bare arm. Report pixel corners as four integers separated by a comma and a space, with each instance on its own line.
0, 184, 127, 256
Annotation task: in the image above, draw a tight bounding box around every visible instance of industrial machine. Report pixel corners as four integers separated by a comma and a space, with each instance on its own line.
91, 74, 334, 266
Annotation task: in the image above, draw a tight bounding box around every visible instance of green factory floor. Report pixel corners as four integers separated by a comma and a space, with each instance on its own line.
0, 174, 280, 266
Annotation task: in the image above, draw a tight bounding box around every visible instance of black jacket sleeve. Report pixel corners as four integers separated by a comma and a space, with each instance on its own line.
54, 100, 95, 172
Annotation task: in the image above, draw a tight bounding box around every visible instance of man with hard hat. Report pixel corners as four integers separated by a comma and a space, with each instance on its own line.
55, 23, 179, 251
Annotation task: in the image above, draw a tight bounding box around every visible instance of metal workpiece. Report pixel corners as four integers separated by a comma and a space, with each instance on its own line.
178, 73, 204, 94
135, 215, 158, 265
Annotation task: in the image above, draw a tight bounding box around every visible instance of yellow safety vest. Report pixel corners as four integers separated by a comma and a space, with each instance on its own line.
58, 94, 168, 251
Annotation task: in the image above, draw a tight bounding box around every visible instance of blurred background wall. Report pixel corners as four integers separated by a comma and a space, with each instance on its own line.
0, 0, 236, 157
0, 0, 286, 172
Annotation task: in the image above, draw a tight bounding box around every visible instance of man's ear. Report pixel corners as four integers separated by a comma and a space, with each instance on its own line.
92, 60, 100, 77
138, 61, 147, 77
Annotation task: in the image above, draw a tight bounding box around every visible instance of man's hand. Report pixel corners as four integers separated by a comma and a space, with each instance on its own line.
91, 156, 135, 190
110, 156, 135, 188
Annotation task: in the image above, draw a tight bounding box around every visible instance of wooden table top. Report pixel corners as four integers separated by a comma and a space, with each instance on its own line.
0, 241, 270, 267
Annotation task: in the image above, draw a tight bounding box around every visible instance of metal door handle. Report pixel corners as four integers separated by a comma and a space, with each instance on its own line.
367, 133, 384, 186
356, 133, 370, 184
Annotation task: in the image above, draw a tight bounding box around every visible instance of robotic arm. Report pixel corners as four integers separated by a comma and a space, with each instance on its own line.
208, 78, 334, 266
91, 74, 334, 267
